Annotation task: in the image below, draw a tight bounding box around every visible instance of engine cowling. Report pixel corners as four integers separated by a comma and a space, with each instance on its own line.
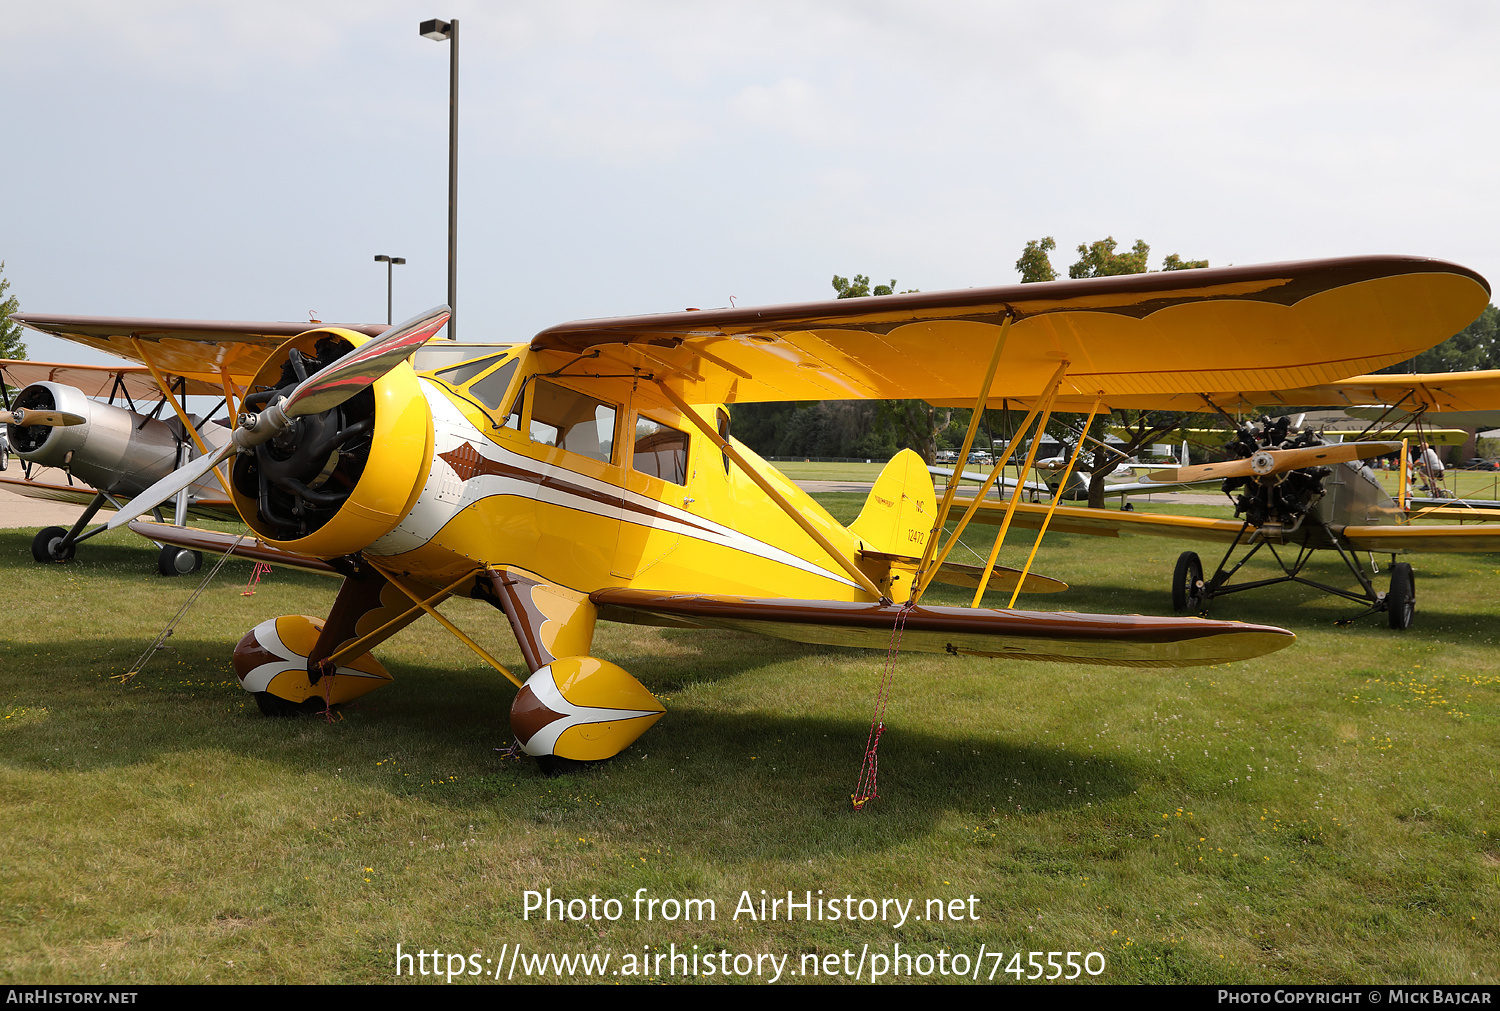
229, 327, 433, 558
6, 381, 208, 496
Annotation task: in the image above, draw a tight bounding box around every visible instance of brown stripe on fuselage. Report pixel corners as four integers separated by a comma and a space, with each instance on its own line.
437, 445, 725, 537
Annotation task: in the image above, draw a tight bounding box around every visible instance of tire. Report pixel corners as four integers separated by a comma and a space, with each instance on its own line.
1172, 551, 1204, 612
253, 691, 328, 718
158, 545, 203, 577
31, 526, 74, 563
1386, 563, 1415, 630
536, 755, 595, 777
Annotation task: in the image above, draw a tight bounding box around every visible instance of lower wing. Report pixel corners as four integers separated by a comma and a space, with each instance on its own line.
592, 588, 1293, 668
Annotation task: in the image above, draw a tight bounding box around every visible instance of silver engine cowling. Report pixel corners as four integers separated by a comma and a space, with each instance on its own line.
6, 381, 223, 497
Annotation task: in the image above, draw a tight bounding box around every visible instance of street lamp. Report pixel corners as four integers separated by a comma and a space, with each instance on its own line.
420, 17, 458, 340
373, 254, 406, 325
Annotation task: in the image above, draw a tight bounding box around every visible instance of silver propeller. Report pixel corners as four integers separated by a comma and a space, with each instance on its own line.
107, 305, 449, 531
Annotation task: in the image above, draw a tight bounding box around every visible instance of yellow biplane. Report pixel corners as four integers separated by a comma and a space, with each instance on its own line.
11, 255, 1489, 765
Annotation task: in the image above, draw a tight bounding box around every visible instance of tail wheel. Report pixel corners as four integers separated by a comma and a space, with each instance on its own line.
1386, 563, 1415, 630
31, 526, 74, 564
1172, 551, 1205, 612
157, 545, 203, 577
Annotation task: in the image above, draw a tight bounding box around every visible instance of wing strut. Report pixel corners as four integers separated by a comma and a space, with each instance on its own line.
358, 561, 526, 689
1005, 397, 1101, 608
969, 365, 1068, 606
912, 359, 1069, 603
652, 380, 887, 601
129, 336, 233, 498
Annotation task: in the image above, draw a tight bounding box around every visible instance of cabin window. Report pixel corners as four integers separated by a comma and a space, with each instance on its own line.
633, 416, 689, 485
468, 359, 518, 410
434, 354, 503, 387
529, 379, 617, 464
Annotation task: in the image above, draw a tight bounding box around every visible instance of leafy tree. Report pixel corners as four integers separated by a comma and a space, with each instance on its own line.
831, 274, 899, 298
1161, 253, 1208, 271
0, 262, 25, 361
1069, 237, 1152, 278
1015, 238, 1059, 283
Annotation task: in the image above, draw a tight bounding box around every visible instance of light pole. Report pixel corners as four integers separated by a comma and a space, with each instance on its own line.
373, 255, 406, 325
420, 17, 458, 340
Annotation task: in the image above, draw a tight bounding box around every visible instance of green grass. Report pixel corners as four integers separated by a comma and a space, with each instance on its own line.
2, 504, 1498, 985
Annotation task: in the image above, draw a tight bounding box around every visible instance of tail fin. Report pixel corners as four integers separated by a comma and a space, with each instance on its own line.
849, 449, 938, 558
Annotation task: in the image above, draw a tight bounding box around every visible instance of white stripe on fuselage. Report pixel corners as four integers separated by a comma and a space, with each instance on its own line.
366, 381, 859, 589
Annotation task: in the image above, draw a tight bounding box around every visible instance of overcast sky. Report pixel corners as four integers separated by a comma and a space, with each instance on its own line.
5, 0, 1497, 365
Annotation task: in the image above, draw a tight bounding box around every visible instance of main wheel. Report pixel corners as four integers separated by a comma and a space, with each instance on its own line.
31, 526, 74, 563
157, 544, 203, 577
1172, 551, 1205, 612
1386, 563, 1415, 630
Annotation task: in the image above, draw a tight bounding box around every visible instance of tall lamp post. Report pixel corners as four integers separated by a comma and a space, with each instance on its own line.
373, 254, 406, 325
420, 17, 458, 340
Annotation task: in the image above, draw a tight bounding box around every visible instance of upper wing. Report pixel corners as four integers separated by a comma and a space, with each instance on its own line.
591, 588, 1293, 667
0, 358, 228, 399
9, 316, 390, 386
531, 257, 1489, 405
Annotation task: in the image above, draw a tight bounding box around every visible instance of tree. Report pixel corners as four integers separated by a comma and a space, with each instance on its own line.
1068, 237, 1151, 278
1161, 253, 1208, 271
1015, 237, 1059, 283
831, 274, 899, 298
0, 262, 25, 361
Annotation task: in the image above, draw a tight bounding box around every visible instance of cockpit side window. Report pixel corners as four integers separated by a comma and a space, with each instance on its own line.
434, 355, 503, 388
633, 416, 689, 486
529, 379, 617, 464
469, 359, 519, 410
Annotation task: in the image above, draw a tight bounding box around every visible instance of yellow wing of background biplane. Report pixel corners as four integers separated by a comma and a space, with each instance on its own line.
531, 257, 1490, 405
6, 318, 390, 387
947, 497, 1500, 554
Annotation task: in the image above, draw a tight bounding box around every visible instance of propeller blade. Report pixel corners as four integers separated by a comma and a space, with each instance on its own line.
283, 305, 449, 419
1146, 441, 1403, 484
5, 408, 86, 427
105, 441, 235, 530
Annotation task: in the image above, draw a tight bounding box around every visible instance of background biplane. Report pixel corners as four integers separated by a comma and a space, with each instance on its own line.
12, 255, 1490, 764
945, 369, 1500, 629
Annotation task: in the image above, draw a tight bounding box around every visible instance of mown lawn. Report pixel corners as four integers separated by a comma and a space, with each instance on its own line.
1, 498, 1496, 985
